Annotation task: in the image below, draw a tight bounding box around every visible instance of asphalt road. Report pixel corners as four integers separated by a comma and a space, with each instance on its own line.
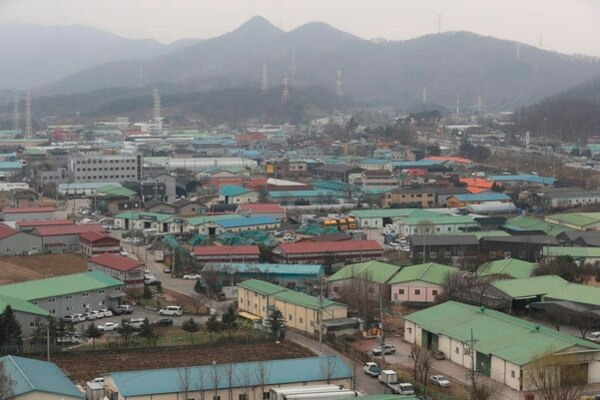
285, 331, 386, 395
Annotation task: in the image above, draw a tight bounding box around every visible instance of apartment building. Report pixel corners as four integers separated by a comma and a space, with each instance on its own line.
69, 152, 142, 183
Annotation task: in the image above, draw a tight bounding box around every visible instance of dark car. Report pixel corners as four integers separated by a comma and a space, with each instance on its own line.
432, 350, 445, 360
194, 280, 206, 294
153, 318, 173, 327
146, 280, 162, 287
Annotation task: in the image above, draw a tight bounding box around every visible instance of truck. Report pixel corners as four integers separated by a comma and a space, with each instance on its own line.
154, 250, 164, 262
363, 362, 381, 377
378, 370, 415, 395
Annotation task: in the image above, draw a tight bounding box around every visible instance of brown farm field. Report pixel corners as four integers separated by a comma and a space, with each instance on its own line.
0, 253, 88, 284
47, 340, 314, 383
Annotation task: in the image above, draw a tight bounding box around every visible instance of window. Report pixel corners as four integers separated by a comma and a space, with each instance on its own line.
289, 314, 293, 321
432, 290, 438, 296
333, 286, 339, 292
263, 392, 270, 400
455, 347, 459, 354
214, 397, 221, 400
407, 327, 412, 334
457, 251, 464, 257
444, 252, 451, 259
504, 252, 511, 259
399, 289, 405, 294
31, 301, 38, 305
414, 289, 421, 295
66, 306, 72, 311
50, 309, 56, 314
429, 252, 437, 259
98, 289, 105, 294
239, 395, 247, 400
30, 321, 36, 327
489, 251, 496, 258
48, 298, 56, 303
299, 317, 303, 324
82, 292, 89, 297
65, 295, 72, 300
511, 370, 516, 378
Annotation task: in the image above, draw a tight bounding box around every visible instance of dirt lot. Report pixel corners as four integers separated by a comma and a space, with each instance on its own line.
163, 288, 209, 315
0, 253, 88, 284
47, 340, 314, 383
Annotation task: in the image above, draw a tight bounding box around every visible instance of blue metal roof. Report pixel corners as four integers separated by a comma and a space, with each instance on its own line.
454, 192, 511, 202
0, 161, 22, 170
269, 190, 335, 198
490, 174, 556, 185
361, 158, 389, 165
389, 160, 442, 168
1, 355, 84, 398
220, 185, 251, 197
205, 262, 323, 276
216, 216, 278, 228
110, 356, 352, 397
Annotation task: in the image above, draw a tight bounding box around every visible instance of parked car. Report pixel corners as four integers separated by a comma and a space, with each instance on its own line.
99, 308, 113, 317
363, 362, 382, 377
62, 314, 77, 323
57, 335, 83, 345
73, 313, 86, 322
432, 350, 445, 360
146, 280, 162, 286
128, 318, 145, 329
430, 375, 451, 388
94, 310, 106, 318
159, 306, 183, 316
183, 273, 201, 280
98, 322, 119, 332
153, 318, 174, 327
586, 331, 600, 343
371, 344, 396, 356
84, 312, 97, 321
194, 281, 206, 294
114, 305, 134, 314
163, 266, 172, 273
91, 377, 104, 384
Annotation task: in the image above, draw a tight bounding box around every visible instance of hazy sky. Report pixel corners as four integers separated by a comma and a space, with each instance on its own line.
2, 0, 600, 56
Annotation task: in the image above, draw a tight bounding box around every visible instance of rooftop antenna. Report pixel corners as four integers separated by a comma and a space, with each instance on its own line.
153, 88, 161, 120
12, 95, 20, 135
281, 75, 289, 104
335, 68, 343, 97
422, 87, 427, 104
24, 90, 32, 138
261, 62, 269, 92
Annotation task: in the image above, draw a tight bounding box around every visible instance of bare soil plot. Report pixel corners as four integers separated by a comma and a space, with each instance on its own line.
0, 254, 88, 284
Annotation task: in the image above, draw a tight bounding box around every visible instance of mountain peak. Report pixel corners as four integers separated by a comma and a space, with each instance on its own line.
232, 16, 283, 36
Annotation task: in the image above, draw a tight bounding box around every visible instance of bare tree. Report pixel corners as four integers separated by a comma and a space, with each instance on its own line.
472, 380, 498, 400
408, 345, 423, 381
178, 367, 192, 400
210, 362, 223, 400
236, 364, 252, 400
335, 270, 379, 322
224, 363, 234, 400
319, 356, 339, 384
408, 346, 433, 385
197, 366, 207, 400
255, 361, 271, 400
191, 294, 206, 314
525, 352, 587, 400
0, 361, 15, 400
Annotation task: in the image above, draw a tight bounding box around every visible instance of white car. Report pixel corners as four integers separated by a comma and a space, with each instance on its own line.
183, 274, 201, 280
128, 318, 145, 329
98, 322, 119, 332
94, 310, 106, 318
84, 312, 97, 321
99, 308, 113, 317
430, 375, 451, 388
159, 306, 183, 316
73, 313, 86, 322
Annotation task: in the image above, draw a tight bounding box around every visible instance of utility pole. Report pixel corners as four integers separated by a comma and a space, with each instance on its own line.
466, 328, 478, 400
379, 292, 387, 393
318, 277, 324, 355
46, 324, 50, 361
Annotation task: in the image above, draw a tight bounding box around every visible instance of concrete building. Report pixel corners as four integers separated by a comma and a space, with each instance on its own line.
32, 223, 106, 253
327, 260, 400, 300
193, 245, 260, 263
69, 152, 142, 183
104, 356, 352, 400
404, 301, 600, 393
388, 262, 458, 303
1, 355, 84, 399
88, 253, 144, 289
0, 271, 124, 318
219, 185, 259, 204
383, 188, 436, 208
0, 206, 56, 222
79, 231, 120, 257
272, 240, 384, 264
361, 169, 398, 188
393, 213, 479, 237
0, 293, 49, 337
238, 203, 286, 221
195, 216, 280, 235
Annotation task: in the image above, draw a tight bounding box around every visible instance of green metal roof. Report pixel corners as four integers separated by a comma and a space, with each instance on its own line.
546, 212, 600, 229
97, 184, 136, 197
237, 279, 287, 296
388, 263, 458, 285
351, 209, 439, 219
114, 211, 173, 222
0, 271, 122, 301
185, 214, 240, 226
502, 216, 570, 235
0, 294, 49, 316
399, 214, 477, 226
220, 185, 252, 197
450, 230, 511, 239
2, 355, 84, 398
491, 275, 567, 299
273, 289, 345, 310
478, 259, 536, 279
404, 301, 600, 366
542, 246, 600, 258
327, 261, 401, 284
544, 283, 600, 306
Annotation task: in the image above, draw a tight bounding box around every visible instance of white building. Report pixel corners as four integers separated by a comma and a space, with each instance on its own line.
69, 152, 142, 182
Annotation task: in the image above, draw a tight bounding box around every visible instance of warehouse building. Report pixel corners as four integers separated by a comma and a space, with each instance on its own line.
104, 356, 352, 400
404, 301, 600, 392
32, 223, 106, 253
0, 223, 43, 256
0, 271, 124, 318
193, 245, 260, 263
88, 253, 144, 289
0, 293, 49, 337
79, 231, 121, 257
0, 206, 56, 222
389, 262, 458, 304
1, 355, 84, 399
272, 240, 383, 264
327, 260, 400, 300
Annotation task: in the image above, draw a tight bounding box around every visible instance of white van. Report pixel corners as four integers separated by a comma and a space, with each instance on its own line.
159, 306, 183, 316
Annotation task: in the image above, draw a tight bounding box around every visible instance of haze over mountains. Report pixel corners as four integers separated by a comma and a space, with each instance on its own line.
3, 16, 600, 116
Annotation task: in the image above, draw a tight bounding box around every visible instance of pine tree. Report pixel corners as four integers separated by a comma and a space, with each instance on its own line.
205, 314, 220, 340
138, 318, 159, 346
267, 308, 284, 338
221, 305, 238, 338
1, 306, 21, 352
84, 323, 102, 350
181, 318, 200, 344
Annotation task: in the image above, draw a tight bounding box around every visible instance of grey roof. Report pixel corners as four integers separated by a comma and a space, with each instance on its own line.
313, 164, 362, 173
481, 235, 559, 245
409, 234, 480, 246
431, 187, 470, 196
540, 187, 600, 199
557, 231, 600, 247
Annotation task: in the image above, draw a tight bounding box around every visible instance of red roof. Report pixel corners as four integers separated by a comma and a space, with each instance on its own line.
34, 224, 105, 237
16, 219, 75, 228
276, 240, 383, 255
90, 253, 143, 272
79, 230, 119, 243
238, 203, 285, 214
193, 245, 260, 256
0, 223, 18, 240
2, 206, 56, 214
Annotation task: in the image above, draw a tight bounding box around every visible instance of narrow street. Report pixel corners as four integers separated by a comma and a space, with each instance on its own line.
285, 331, 385, 395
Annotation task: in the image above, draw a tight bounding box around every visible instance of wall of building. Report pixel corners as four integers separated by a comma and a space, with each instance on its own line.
390, 281, 442, 303
0, 232, 42, 256
42, 234, 81, 253
490, 356, 521, 391
31, 286, 123, 318
15, 392, 82, 400
2, 212, 54, 222
237, 287, 271, 319
89, 263, 144, 289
